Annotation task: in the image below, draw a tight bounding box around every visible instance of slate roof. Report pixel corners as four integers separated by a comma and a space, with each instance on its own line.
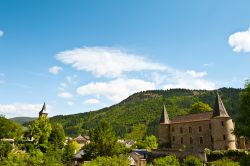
212, 93, 229, 117
159, 105, 170, 124
171, 112, 213, 124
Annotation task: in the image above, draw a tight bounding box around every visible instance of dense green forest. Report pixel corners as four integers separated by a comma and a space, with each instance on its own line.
47, 88, 241, 139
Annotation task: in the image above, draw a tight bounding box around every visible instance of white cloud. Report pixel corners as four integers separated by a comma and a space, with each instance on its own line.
77, 78, 155, 102
0, 30, 4, 37
0, 103, 51, 118
186, 70, 207, 78
58, 92, 73, 99
55, 46, 216, 104
0, 73, 5, 84
83, 99, 100, 105
66, 75, 78, 84
48, 66, 63, 75
56, 47, 166, 78
67, 101, 74, 106
228, 28, 250, 53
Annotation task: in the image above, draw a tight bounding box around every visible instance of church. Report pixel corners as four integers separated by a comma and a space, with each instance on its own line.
158, 93, 236, 152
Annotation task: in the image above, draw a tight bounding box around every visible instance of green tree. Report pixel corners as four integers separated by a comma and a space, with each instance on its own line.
153, 155, 180, 166
0, 150, 28, 166
84, 155, 129, 166
189, 101, 212, 114
49, 123, 66, 148
83, 121, 121, 160
0, 116, 23, 140
235, 81, 250, 138
133, 135, 158, 151
26, 149, 44, 166
182, 156, 202, 166
213, 157, 240, 166
29, 116, 52, 144
62, 140, 78, 165
0, 141, 12, 159
44, 145, 64, 166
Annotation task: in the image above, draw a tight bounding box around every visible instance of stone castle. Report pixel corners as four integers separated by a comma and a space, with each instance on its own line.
158, 93, 236, 152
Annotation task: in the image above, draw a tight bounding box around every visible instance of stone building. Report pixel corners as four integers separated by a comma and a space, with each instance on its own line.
158, 93, 236, 152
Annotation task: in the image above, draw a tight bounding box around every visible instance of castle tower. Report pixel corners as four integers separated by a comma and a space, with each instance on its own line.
211, 93, 236, 150
39, 102, 48, 118
158, 105, 171, 148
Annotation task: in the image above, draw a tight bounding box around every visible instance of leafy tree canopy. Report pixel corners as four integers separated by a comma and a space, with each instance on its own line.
84, 155, 129, 166
49, 123, 66, 149
235, 80, 250, 138
189, 101, 212, 114
0, 116, 23, 140
29, 116, 52, 144
83, 121, 124, 160
153, 155, 180, 166
183, 156, 202, 166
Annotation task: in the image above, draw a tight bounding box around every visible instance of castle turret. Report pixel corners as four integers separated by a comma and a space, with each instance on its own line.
39, 102, 48, 118
158, 105, 171, 148
211, 93, 236, 150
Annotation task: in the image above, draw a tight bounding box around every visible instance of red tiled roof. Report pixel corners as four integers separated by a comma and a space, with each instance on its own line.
171, 112, 213, 124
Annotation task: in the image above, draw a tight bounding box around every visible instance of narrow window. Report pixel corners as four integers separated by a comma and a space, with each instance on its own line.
199, 126, 202, 132
209, 123, 212, 129
221, 121, 224, 126
181, 137, 183, 144
172, 136, 175, 142
180, 127, 183, 134
199, 137, 203, 144
190, 137, 193, 144
211, 136, 213, 142
172, 127, 175, 132
189, 127, 192, 133
223, 135, 226, 140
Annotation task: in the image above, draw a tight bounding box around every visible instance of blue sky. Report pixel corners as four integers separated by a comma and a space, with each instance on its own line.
0, 0, 250, 118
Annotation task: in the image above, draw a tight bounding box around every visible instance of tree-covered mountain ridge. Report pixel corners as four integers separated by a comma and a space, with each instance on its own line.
49, 88, 241, 139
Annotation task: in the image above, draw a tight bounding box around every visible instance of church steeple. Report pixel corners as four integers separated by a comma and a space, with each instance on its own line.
160, 105, 170, 124
212, 93, 229, 117
39, 102, 48, 117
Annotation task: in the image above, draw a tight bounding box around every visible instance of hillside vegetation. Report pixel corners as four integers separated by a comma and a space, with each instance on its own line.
49, 88, 240, 139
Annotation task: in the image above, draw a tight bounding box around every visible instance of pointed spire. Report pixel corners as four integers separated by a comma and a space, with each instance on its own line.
39, 102, 48, 117
160, 105, 170, 124
41, 102, 46, 113
212, 93, 229, 117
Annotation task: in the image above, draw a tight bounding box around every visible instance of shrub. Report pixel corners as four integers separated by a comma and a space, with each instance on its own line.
183, 156, 202, 166
212, 157, 240, 166
153, 155, 180, 166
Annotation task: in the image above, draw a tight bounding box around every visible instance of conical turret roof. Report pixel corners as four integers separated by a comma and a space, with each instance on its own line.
160, 105, 170, 124
212, 93, 229, 117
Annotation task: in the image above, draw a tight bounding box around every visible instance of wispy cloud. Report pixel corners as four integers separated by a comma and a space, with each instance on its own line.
83, 99, 100, 105
49, 66, 63, 75
67, 101, 74, 106
77, 78, 155, 102
229, 28, 250, 53
186, 70, 207, 78
58, 92, 73, 99
0, 30, 4, 37
56, 47, 166, 78
0, 73, 5, 84
0, 103, 51, 118
56, 46, 216, 104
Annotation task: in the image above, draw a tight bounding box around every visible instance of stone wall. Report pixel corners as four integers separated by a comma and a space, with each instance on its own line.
170, 120, 213, 152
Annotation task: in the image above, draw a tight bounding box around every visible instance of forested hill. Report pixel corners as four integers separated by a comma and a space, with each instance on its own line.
49, 88, 241, 139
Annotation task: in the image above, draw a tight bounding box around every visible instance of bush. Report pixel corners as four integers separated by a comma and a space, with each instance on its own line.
183, 156, 202, 166
239, 155, 250, 166
153, 155, 180, 166
212, 157, 240, 166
